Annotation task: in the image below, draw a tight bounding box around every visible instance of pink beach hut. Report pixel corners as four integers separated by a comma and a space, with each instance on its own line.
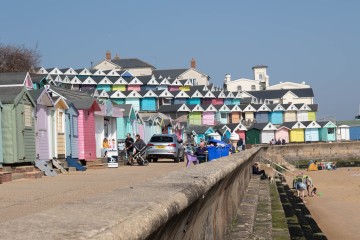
275, 126, 290, 143
202, 104, 217, 126
70, 98, 101, 161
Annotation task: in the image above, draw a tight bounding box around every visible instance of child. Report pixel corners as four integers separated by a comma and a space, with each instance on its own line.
310, 187, 317, 196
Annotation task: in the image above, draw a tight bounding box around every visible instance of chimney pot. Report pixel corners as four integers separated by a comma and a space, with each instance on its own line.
191, 58, 196, 68
106, 50, 111, 60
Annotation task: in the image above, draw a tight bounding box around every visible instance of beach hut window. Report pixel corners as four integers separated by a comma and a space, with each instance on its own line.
58, 111, 64, 133
88, 80, 91, 83
328, 128, 334, 134
117, 93, 120, 97
133, 93, 136, 96
24, 105, 33, 127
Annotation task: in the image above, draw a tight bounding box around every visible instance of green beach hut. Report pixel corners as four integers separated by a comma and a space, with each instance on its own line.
0, 87, 36, 164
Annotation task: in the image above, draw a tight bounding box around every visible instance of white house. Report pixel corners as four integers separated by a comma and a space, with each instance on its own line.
224, 65, 269, 92
93, 51, 155, 76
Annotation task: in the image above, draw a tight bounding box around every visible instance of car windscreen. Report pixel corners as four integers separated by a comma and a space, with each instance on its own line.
150, 136, 174, 143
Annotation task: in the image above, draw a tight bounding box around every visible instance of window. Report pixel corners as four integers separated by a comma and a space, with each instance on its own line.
259, 74, 263, 80
221, 113, 227, 118
328, 128, 335, 134
58, 111, 64, 133
163, 98, 171, 105
24, 105, 33, 127
251, 85, 256, 90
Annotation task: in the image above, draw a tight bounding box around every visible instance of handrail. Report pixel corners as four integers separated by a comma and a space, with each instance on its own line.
260, 156, 296, 176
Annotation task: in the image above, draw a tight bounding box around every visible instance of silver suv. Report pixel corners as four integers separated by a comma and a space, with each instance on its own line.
146, 134, 184, 162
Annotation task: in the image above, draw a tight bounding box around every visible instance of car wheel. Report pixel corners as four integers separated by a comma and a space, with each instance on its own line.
179, 152, 185, 162
174, 153, 180, 163
153, 158, 158, 162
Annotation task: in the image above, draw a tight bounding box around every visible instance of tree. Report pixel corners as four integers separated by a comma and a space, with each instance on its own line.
0, 44, 41, 73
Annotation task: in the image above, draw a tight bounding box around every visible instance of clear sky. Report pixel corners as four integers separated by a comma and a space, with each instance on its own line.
1, 0, 359, 120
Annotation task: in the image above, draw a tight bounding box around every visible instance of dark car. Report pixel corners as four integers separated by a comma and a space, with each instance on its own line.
146, 134, 184, 162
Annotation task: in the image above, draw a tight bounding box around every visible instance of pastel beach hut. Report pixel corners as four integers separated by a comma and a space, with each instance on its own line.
48, 86, 101, 161
95, 76, 113, 92
318, 121, 337, 142
212, 91, 226, 105
241, 104, 257, 125
64, 102, 79, 159
295, 103, 311, 122
231, 123, 247, 142
187, 126, 214, 144
115, 104, 137, 140
126, 77, 143, 92
254, 104, 271, 124
283, 121, 306, 143
0, 72, 34, 90
215, 104, 231, 124
168, 78, 183, 91
109, 90, 126, 105
179, 79, 192, 91
275, 126, 290, 144
48, 96, 69, 159
172, 90, 190, 105
269, 104, 285, 125
336, 124, 350, 141
78, 76, 97, 92
228, 105, 242, 124
124, 90, 142, 112
111, 77, 128, 92
186, 89, 203, 105
201, 90, 216, 105
188, 104, 204, 126
283, 104, 298, 122
138, 75, 159, 91
139, 90, 158, 111
0, 87, 36, 164
308, 104, 318, 121
303, 121, 321, 142
224, 91, 237, 105
246, 122, 277, 144
202, 104, 217, 126
29, 89, 54, 161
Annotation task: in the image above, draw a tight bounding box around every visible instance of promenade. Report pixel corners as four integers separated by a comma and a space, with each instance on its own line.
0, 161, 185, 239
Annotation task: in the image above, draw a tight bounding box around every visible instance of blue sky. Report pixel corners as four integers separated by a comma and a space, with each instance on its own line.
1, 0, 359, 120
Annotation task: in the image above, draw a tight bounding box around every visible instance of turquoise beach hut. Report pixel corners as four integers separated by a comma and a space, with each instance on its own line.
269, 104, 285, 124
115, 104, 137, 139
319, 121, 337, 142
140, 90, 158, 111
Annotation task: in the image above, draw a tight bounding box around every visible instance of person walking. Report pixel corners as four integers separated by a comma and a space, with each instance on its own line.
134, 134, 146, 153
125, 133, 134, 165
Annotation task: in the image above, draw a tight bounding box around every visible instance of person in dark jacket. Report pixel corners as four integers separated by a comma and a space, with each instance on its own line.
252, 163, 267, 178
125, 133, 134, 165
134, 134, 146, 151
195, 141, 207, 163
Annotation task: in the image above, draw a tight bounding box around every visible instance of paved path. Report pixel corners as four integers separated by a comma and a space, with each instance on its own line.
0, 160, 185, 224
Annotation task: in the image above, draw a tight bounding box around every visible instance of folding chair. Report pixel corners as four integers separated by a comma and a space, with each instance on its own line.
186, 153, 199, 167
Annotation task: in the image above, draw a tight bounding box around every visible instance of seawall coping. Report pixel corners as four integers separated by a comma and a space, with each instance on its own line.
0, 148, 260, 240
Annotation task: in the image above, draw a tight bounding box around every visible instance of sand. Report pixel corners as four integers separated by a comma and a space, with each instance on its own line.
287, 167, 360, 240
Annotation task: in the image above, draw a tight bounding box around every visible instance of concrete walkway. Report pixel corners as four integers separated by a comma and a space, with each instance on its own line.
0, 161, 185, 239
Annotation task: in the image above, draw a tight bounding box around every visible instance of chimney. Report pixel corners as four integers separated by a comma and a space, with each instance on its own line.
191, 58, 196, 68
106, 50, 111, 60
114, 54, 120, 60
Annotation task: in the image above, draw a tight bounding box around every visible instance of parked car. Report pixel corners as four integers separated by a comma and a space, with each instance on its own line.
146, 134, 184, 162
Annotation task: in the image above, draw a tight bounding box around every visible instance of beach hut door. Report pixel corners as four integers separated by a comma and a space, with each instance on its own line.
16, 104, 25, 161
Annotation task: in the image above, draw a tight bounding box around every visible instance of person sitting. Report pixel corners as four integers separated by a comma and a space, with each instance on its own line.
252, 163, 267, 178
195, 142, 207, 163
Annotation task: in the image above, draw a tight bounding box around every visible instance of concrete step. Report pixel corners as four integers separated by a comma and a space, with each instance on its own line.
252, 177, 273, 239
0, 172, 12, 184
226, 175, 261, 239
86, 164, 107, 169
66, 167, 77, 172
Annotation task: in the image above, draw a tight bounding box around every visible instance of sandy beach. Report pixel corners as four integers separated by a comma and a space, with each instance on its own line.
287, 167, 360, 240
